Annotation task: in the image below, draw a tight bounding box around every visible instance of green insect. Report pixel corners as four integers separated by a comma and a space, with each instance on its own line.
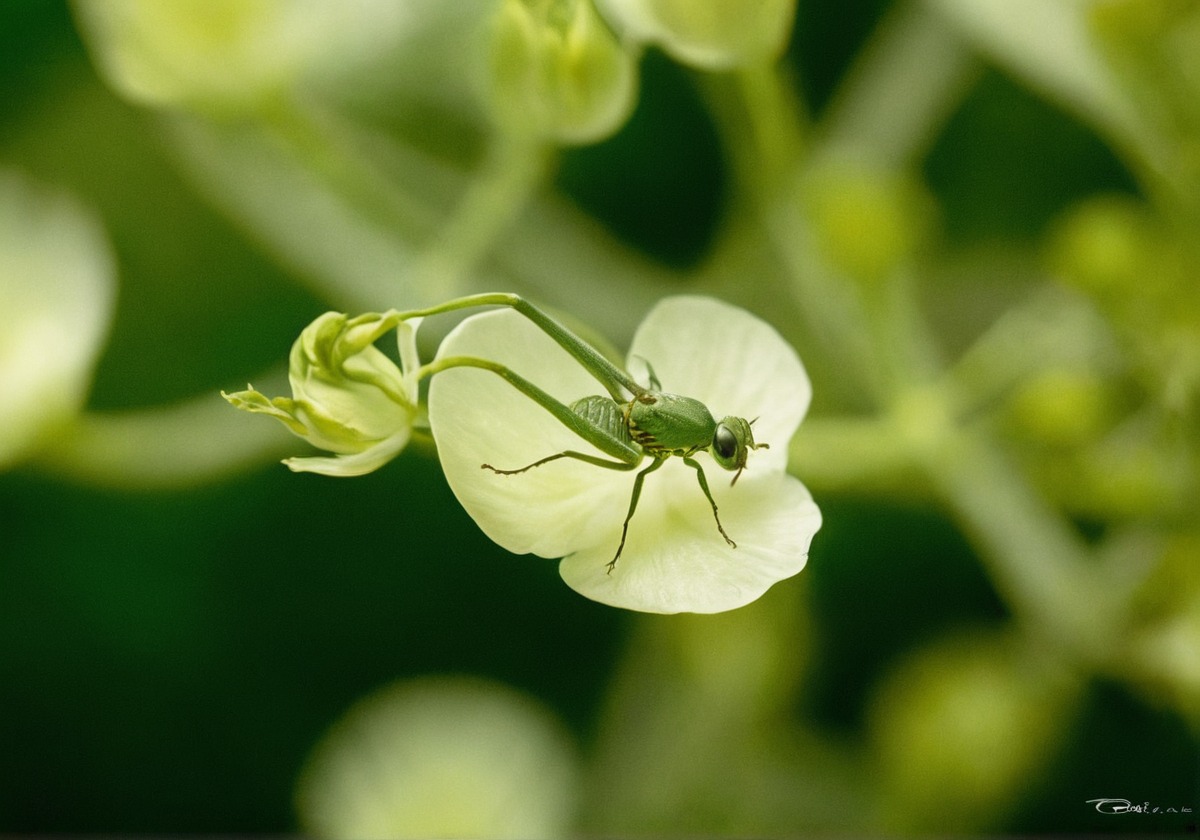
414, 294, 769, 571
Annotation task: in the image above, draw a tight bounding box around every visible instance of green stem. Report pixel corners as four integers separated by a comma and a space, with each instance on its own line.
788, 414, 927, 498
710, 65, 883, 404
263, 98, 443, 256
32, 376, 294, 489
408, 137, 553, 300
860, 266, 943, 396
812, 0, 980, 167
920, 422, 1111, 664
262, 99, 553, 304
729, 60, 809, 190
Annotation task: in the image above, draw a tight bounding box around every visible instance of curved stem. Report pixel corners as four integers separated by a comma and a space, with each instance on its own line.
261, 99, 553, 305
409, 136, 554, 300
707, 63, 883, 403
920, 422, 1112, 664
32, 374, 294, 489
812, 0, 980, 167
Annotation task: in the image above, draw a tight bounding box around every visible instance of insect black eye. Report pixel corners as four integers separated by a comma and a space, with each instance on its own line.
713, 424, 738, 461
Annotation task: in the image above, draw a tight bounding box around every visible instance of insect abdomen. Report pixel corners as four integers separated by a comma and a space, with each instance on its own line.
571, 395, 635, 450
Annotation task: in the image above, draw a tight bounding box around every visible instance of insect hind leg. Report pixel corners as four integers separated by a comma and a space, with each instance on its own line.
606, 457, 665, 574
482, 451, 639, 475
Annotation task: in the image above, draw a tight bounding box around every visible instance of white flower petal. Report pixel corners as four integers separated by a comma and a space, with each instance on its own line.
428, 296, 822, 614
284, 429, 410, 477
627, 296, 810, 474
427, 308, 635, 558
0, 172, 115, 469
296, 677, 579, 840
559, 470, 820, 613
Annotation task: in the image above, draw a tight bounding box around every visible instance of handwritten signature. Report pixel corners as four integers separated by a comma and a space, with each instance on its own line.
1087, 798, 1194, 815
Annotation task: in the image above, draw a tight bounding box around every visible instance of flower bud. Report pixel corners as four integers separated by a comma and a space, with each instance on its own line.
489, 0, 637, 144
802, 162, 934, 284
73, 0, 444, 117
597, 0, 796, 69
1006, 367, 1112, 447
1121, 532, 1200, 726
1044, 195, 1157, 302
223, 311, 421, 477
0, 172, 115, 470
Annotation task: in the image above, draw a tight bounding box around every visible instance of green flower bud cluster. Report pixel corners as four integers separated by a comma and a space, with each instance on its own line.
1044, 196, 1199, 516
223, 311, 422, 477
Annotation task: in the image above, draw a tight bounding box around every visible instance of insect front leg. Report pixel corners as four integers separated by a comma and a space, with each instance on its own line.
608, 457, 666, 574
682, 456, 737, 550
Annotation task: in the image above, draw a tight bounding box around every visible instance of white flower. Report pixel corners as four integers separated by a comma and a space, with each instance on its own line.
597, 0, 796, 70
0, 171, 115, 470
296, 677, 580, 839
427, 295, 821, 613
223, 311, 421, 477
72, 0, 460, 115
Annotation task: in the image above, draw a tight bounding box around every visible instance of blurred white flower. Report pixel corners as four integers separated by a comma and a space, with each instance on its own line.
295, 677, 580, 840
597, 0, 796, 69
71, 0, 479, 115
488, 0, 638, 144
0, 171, 115, 470
427, 296, 821, 613
223, 311, 421, 477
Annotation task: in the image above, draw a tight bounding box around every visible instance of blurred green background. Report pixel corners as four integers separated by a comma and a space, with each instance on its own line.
1, 0, 1197, 834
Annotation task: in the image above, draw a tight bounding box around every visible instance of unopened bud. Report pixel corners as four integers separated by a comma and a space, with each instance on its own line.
224, 311, 422, 476
489, 0, 637, 144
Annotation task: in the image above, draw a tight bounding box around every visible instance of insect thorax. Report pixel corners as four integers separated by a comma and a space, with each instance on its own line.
627, 392, 716, 455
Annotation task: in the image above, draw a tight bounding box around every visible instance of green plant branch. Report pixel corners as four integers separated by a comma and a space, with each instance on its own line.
919, 422, 1112, 663
262, 98, 447, 256
407, 135, 553, 300
260, 100, 554, 305
32, 372, 295, 488
717, 32, 1116, 667
812, 0, 981, 167
787, 414, 928, 499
